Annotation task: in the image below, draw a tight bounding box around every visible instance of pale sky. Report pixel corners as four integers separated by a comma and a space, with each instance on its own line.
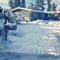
0, 0, 9, 2
0, 0, 10, 9
51, 0, 60, 4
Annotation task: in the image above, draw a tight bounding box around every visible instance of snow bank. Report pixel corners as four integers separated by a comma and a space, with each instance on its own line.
48, 22, 54, 25
31, 20, 43, 24
20, 20, 43, 24
20, 21, 27, 24
20, 20, 60, 26
53, 22, 60, 27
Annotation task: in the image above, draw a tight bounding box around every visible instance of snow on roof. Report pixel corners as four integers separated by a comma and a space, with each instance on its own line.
11, 7, 32, 12
11, 7, 60, 13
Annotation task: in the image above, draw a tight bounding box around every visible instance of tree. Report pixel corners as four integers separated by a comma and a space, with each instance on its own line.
9, 0, 15, 9
47, 0, 52, 11
21, 0, 25, 8
52, 3, 57, 11
9, 0, 25, 9
35, 0, 45, 11
28, 2, 34, 9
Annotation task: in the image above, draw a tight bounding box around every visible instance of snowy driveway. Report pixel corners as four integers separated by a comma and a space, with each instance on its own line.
3, 24, 59, 56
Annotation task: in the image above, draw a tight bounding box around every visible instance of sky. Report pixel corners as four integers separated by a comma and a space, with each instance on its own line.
0, 0, 9, 2
0, 0, 10, 9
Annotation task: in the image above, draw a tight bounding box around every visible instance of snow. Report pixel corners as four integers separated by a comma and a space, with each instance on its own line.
0, 20, 60, 60
20, 22, 27, 24
6, 24, 60, 54
20, 20, 60, 32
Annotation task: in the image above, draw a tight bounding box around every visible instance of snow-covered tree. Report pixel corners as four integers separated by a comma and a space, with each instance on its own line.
35, 0, 45, 11
9, 0, 16, 9
28, 2, 34, 9
9, 0, 25, 9
47, 0, 52, 11
52, 3, 57, 11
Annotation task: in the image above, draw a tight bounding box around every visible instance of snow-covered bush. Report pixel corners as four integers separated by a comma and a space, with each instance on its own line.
48, 22, 54, 25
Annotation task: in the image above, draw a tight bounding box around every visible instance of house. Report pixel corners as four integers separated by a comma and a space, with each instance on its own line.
11, 7, 60, 21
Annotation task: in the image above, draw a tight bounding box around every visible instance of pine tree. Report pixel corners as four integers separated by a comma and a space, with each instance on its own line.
9, 0, 15, 9
9, 0, 25, 9
52, 3, 57, 11
35, 0, 45, 11
22, 0, 25, 7
47, 0, 52, 11
28, 2, 34, 9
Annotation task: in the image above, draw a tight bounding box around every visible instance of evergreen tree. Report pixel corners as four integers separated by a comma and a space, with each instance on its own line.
9, 0, 25, 9
35, 0, 45, 11
52, 3, 57, 11
22, 0, 25, 7
16, 0, 20, 7
28, 2, 34, 9
47, 0, 52, 11
9, 0, 16, 9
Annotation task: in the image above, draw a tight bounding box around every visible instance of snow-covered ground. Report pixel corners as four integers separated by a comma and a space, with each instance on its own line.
0, 21, 60, 60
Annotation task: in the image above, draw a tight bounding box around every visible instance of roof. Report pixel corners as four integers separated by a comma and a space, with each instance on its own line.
11, 7, 60, 14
